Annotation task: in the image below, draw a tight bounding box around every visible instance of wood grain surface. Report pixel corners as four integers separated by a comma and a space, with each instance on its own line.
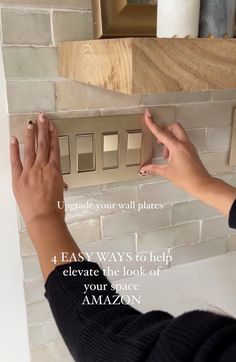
58, 38, 236, 95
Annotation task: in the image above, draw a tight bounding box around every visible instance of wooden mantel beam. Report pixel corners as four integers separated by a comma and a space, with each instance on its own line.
58, 38, 236, 95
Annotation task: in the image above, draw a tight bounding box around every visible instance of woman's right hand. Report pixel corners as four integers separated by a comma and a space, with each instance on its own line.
140, 109, 212, 196
140, 109, 236, 216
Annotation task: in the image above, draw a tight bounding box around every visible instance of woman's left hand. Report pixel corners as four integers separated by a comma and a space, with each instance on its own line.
10, 113, 65, 230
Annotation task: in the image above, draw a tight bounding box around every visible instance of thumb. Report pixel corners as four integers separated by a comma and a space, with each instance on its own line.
139, 163, 167, 177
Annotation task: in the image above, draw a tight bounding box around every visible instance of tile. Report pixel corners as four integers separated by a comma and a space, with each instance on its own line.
3, 47, 58, 79
29, 320, 59, 347
56, 81, 141, 111
201, 216, 235, 241
100, 106, 146, 117
68, 218, 101, 243
219, 173, 236, 187
170, 237, 227, 266
80, 234, 136, 265
141, 90, 211, 105
153, 128, 206, 158
24, 279, 45, 304
172, 200, 220, 225
23, 255, 42, 280
187, 129, 206, 152
2, 9, 51, 45
140, 182, 194, 205
101, 206, 171, 237
27, 301, 52, 325
20, 231, 36, 256
7, 81, 55, 113
102, 177, 166, 190
17, 208, 26, 231
0, 0, 91, 8
228, 235, 236, 251
153, 142, 165, 159
31, 339, 73, 362
53, 11, 93, 43
211, 89, 236, 101
200, 151, 234, 175
207, 126, 232, 151
66, 184, 102, 195
64, 186, 139, 222
176, 101, 236, 129
81, 238, 168, 281
137, 222, 200, 252
137, 249, 172, 271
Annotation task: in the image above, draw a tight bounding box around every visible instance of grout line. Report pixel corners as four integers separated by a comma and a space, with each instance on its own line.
0, 8, 3, 44
9, 109, 101, 116
142, 99, 212, 108
186, 126, 207, 131
2, 43, 56, 47
0, 5, 92, 13
198, 220, 203, 242
99, 215, 103, 239
49, 8, 55, 46
6, 77, 61, 82
205, 127, 209, 151
210, 91, 214, 102
134, 232, 138, 253
169, 205, 173, 226
53, 81, 57, 110
7, 79, 57, 82
2, 44, 55, 48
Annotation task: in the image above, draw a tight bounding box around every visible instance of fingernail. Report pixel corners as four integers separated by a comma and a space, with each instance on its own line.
140, 169, 147, 176
39, 113, 45, 123
27, 119, 33, 129
11, 136, 16, 144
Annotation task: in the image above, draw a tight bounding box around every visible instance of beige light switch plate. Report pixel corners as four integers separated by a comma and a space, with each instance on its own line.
13, 114, 153, 188
229, 109, 236, 166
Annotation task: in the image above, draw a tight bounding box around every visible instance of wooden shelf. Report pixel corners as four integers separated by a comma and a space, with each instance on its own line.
58, 38, 236, 95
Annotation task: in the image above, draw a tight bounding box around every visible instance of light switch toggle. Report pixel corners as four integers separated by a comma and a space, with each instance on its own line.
126, 130, 143, 166
103, 133, 119, 169
77, 134, 95, 172
59, 136, 70, 175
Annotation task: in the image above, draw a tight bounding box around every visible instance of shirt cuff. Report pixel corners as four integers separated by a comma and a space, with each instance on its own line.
228, 198, 236, 229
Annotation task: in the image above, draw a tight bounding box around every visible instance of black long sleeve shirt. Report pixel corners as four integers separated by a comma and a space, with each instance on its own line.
44, 199, 236, 361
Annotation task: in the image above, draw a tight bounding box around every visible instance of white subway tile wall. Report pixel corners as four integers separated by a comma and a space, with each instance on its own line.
170, 237, 228, 266
1, 1, 236, 360
201, 216, 236, 241
228, 235, 236, 251
53, 11, 93, 44
137, 222, 200, 252
31, 339, 73, 362
7, 80, 55, 112
3, 46, 58, 79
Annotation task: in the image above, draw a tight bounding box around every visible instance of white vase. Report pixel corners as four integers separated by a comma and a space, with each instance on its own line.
157, 0, 201, 38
